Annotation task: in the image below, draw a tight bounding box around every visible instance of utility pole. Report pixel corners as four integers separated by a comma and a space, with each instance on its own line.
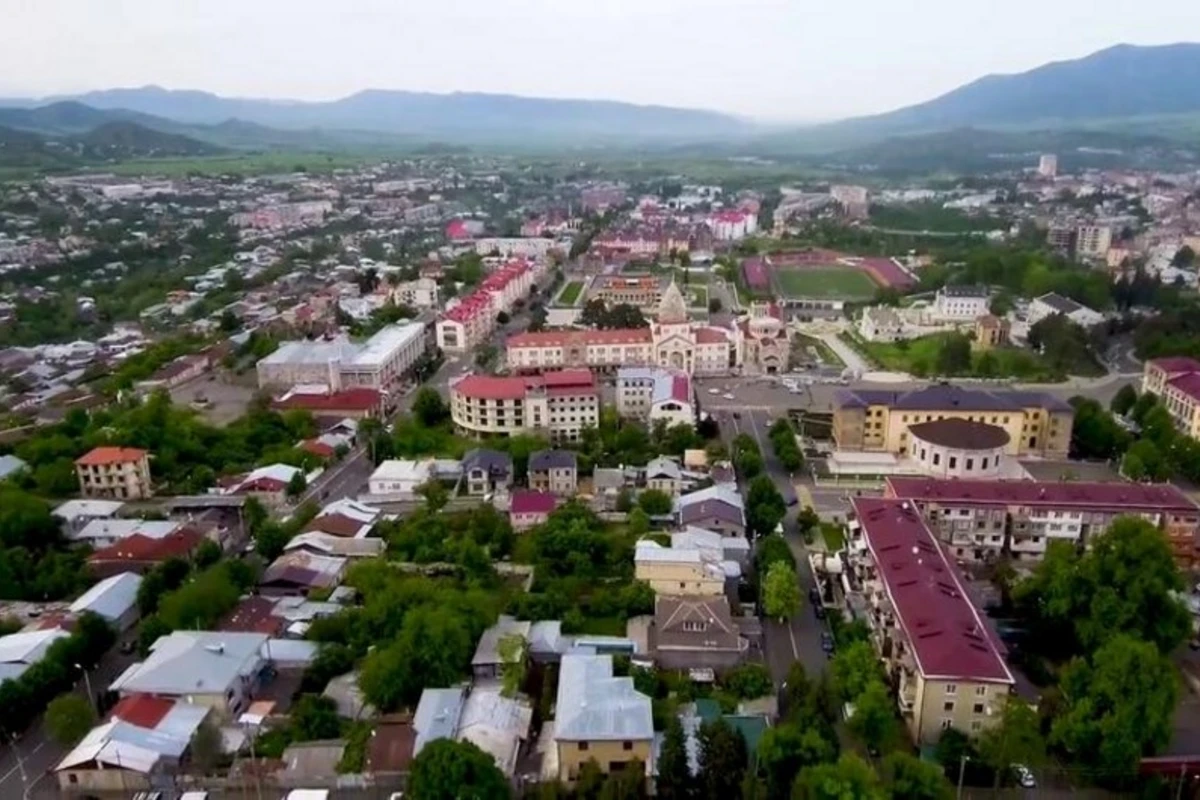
956, 754, 968, 800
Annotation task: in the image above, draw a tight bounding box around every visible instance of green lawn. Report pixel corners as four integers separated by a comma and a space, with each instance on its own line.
820, 523, 846, 552
792, 333, 844, 368
859, 333, 1065, 381
688, 286, 709, 307
776, 267, 878, 300
558, 281, 585, 305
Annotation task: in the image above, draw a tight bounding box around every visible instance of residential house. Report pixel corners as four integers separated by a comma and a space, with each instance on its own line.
271, 387, 385, 420
675, 485, 746, 538
304, 498, 381, 539
52, 499, 125, 537
553, 653, 654, 783
54, 697, 210, 795
0, 628, 71, 683
1027, 292, 1104, 328
69, 572, 142, 632
0, 454, 28, 481
110, 631, 270, 719
615, 367, 696, 428
461, 448, 513, 497
472, 616, 532, 682
223, 463, 307, 508
634, 540, 727, 598
528, 450, 578, 496
75, 446, 153, 500
846, 498, 1014, 744
650, 595, 750, 671
88, 526, 205, 578
260, 551, 347, 597
412, 685, 534, 778
644, 457, 688, 497
368, 459, 431, 496
510, 490, 558, 531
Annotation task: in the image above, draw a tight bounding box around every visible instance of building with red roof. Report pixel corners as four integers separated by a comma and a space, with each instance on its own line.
848, 497, 1013, 745
74, 447, 153, 501
88, 527, 205, 578
707, 209, 758, 241
436, 259, 542, 354
615, 367, 696, 429
510, 490, 559, 531
885, 476, 1200, 568
271, 387, 384, 420
450, 369, 599, 443
1143, 357, 1200, 441
445, 219, 472, 241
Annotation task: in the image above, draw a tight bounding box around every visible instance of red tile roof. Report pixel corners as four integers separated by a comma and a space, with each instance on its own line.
1150, 356, 1200, 374
445, 220, 470, 240
511, 490, 558, 515
540, 369, 595, 387
300, 440, 337, 459
507, 328, 653, 348
885, 477, 1198, 513
88, 528, 204, 564
273, 388, 382, 413
112, 694, 175, 729
453, 370, 597, 401
694, 327, 728, 344
75, 446, 148, 467
853, 497, 1012, 683
220, 596, 286, 635
1168, 373, 1200, 404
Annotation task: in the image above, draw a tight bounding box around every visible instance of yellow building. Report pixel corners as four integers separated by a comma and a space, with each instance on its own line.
554, 654, 653, 783
74, 446, 153, 500
449, 370, 600, 443
832, 385, 1072, 458
848, 498, 1014, 744
973, 315, 1010, 350
1142, 357, 1200, 439
634, 540, 725, 597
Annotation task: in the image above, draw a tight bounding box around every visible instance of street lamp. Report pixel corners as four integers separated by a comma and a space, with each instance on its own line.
75, 663, 95, 715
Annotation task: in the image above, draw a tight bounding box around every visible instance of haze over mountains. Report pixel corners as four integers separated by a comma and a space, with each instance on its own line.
1, 43, 1198, 158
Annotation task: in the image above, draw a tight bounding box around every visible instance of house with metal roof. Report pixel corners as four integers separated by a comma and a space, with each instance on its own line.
674, 485, 746, 537
461, 448, 513, 497
553, 653, 653, 783
528, 449, 578, 496
0, 628, 71, 683
69, 571, 142, 631
110, 631, 270, 719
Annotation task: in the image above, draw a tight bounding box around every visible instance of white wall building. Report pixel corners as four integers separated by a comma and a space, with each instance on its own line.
859, 306, 904, 343
473, 238, 556, 258
1027, 293, 1104, 328
931, 285, 990, 321
615, 367, 696, 428
368, 460, 432, 496
257, 323, 426, 395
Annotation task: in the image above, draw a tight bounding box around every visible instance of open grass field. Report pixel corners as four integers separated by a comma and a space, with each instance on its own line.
856, 333, 1068, 381
775, 266, 879, 300
557, 281, 585, 305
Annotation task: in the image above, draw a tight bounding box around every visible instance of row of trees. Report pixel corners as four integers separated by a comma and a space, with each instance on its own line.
0, 486, 91, 601
767, 419, 803, 473
1071, 388, 1200, 485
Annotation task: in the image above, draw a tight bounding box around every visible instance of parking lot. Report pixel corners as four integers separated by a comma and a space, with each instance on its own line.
169, 373, 258, 425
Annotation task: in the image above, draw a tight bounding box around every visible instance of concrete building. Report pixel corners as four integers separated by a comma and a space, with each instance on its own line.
75, 447, 153, 501
833, 385, 1073, 458
859, 306, 904, 343
615, 367, 696, 427
847, 498, 1014, 744
588, 274, 666, 311
368, 459, 432, 496
707, 210, 757, 241
974, 315, 1010, 349
528, 450, 578, 495
884, 476, 1200, 567
1037, 154, 1058, 178
1142, 357, 1200, 440
634, 539, 727, 597
904, 420, 1010, 480
931, 285, 990, 321
391, 277, 440, 309
473, 238, 557, 258
737, 302, 790, 375
1076, 225, 1113, 260
1027, 293, 1104, 328
450, 369, 600, 443
506, 284, 738, 376
69, 572, 143, 632
553, 653, 653, 783
256, 323, 427, 396
830, 185, 870, 219
437, 259, 540, 353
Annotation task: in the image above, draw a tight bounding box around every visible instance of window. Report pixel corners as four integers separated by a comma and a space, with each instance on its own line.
944, 701, 955, 712
970, 720, 983, 732
945, 684, 958, 695
623, 741, 633, 751
579, 742, 589, 751
973, 703, 985, 714
966, 458, 974, 470
975, 686, 987, 696
941, 719, 953, 731
949, 456, 957, 469
933, 453, 941, 466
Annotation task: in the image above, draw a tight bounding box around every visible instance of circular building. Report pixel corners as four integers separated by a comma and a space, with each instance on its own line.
907, 418, 1010, 479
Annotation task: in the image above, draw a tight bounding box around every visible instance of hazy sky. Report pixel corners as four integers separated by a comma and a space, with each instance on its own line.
4, 0, 1197, 121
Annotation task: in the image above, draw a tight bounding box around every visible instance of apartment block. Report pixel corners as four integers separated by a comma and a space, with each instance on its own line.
846, 498, 1014, 745
833, 385, 1073, 458
74, 447, 153, 501
449, 369, 599, 443
884, 476, 1200, 567
1142, 357, 1200, 439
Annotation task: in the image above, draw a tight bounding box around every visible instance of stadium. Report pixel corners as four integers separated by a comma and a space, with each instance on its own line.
742, 249, 917, 304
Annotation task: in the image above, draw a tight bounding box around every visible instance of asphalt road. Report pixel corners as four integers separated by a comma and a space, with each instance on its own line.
717, 406, 832, 684
0, 638, 140, 799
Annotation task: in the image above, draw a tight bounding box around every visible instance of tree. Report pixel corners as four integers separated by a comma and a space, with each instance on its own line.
615, 489, 635, 513
638, 488, 673, 516
657, 716, 694, 800
747, 475, 786, 537
722, 663, 773, 700
413, 387, 450, 428
190, 718, 224, 774
934, 333, 972, 376
497, 633, 527, 698
882, 752, 952, 800
1172, 245, 1196, 268
497, 310, 511, 325
407, 738, 511, 800
255, 520, 291, 562
830, 640, 881, 702
286, 470, 307, 500
977, 698, 1044, 788
846, 680, 896, 754
291, 694, 341, 741
600, 758, 649, 800
45, 693, 95, 747
1110, 384, 1138, 416
1052, 635, 1178, 775
628, 507, 651, 536
762, 560, 800, 621
359, 606, 473, 710
697, 719, 748, 800
792, 754, 884, 800
419, 479, 450, 511
757, 724, 836, 799
1068, 397, 1131, 461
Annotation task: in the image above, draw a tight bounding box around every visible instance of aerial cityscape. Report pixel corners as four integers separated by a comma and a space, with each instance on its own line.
3, 5, 1200, 800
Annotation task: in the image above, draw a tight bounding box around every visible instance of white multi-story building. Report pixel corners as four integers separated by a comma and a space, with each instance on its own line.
473, 238, 557, 259
1027, 293, 1104, 328
391, 277, 440, 310
1038, 154, 1058, 178
707, 210, 758, 241
859, 306, 904, 343
1076, 225, 1113, 260
931, 285, 990, 321
506, 283, 739, 376
615, 367, 696, 428
256, 323, 426, 396
449, 369, 599, 443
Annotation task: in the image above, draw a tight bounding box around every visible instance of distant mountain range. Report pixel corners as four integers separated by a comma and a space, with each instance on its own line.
1, 43, 1199, 168
0, 118, 222, 169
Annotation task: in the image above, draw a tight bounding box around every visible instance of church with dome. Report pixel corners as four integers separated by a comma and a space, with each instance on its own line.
506, 279, 778, 376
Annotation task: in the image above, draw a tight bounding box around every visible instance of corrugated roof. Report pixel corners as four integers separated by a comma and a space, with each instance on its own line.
69, 571, 142, 621
886, 476, 1199, 512
554, 654, 653, 741
413, 687, 466, 755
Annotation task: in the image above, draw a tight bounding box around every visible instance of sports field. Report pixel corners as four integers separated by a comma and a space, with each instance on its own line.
775, 267, 879, 299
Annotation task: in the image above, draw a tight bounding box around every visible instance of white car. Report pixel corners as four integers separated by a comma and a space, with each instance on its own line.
1012, 765, 1036, 789
723, 393, 735, 401
707, 387, 720, 395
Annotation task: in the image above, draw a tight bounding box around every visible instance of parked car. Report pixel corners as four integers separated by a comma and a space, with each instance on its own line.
813, 604, 826, 620
820, 632, 835, 653
1012, 765, 1036, 788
